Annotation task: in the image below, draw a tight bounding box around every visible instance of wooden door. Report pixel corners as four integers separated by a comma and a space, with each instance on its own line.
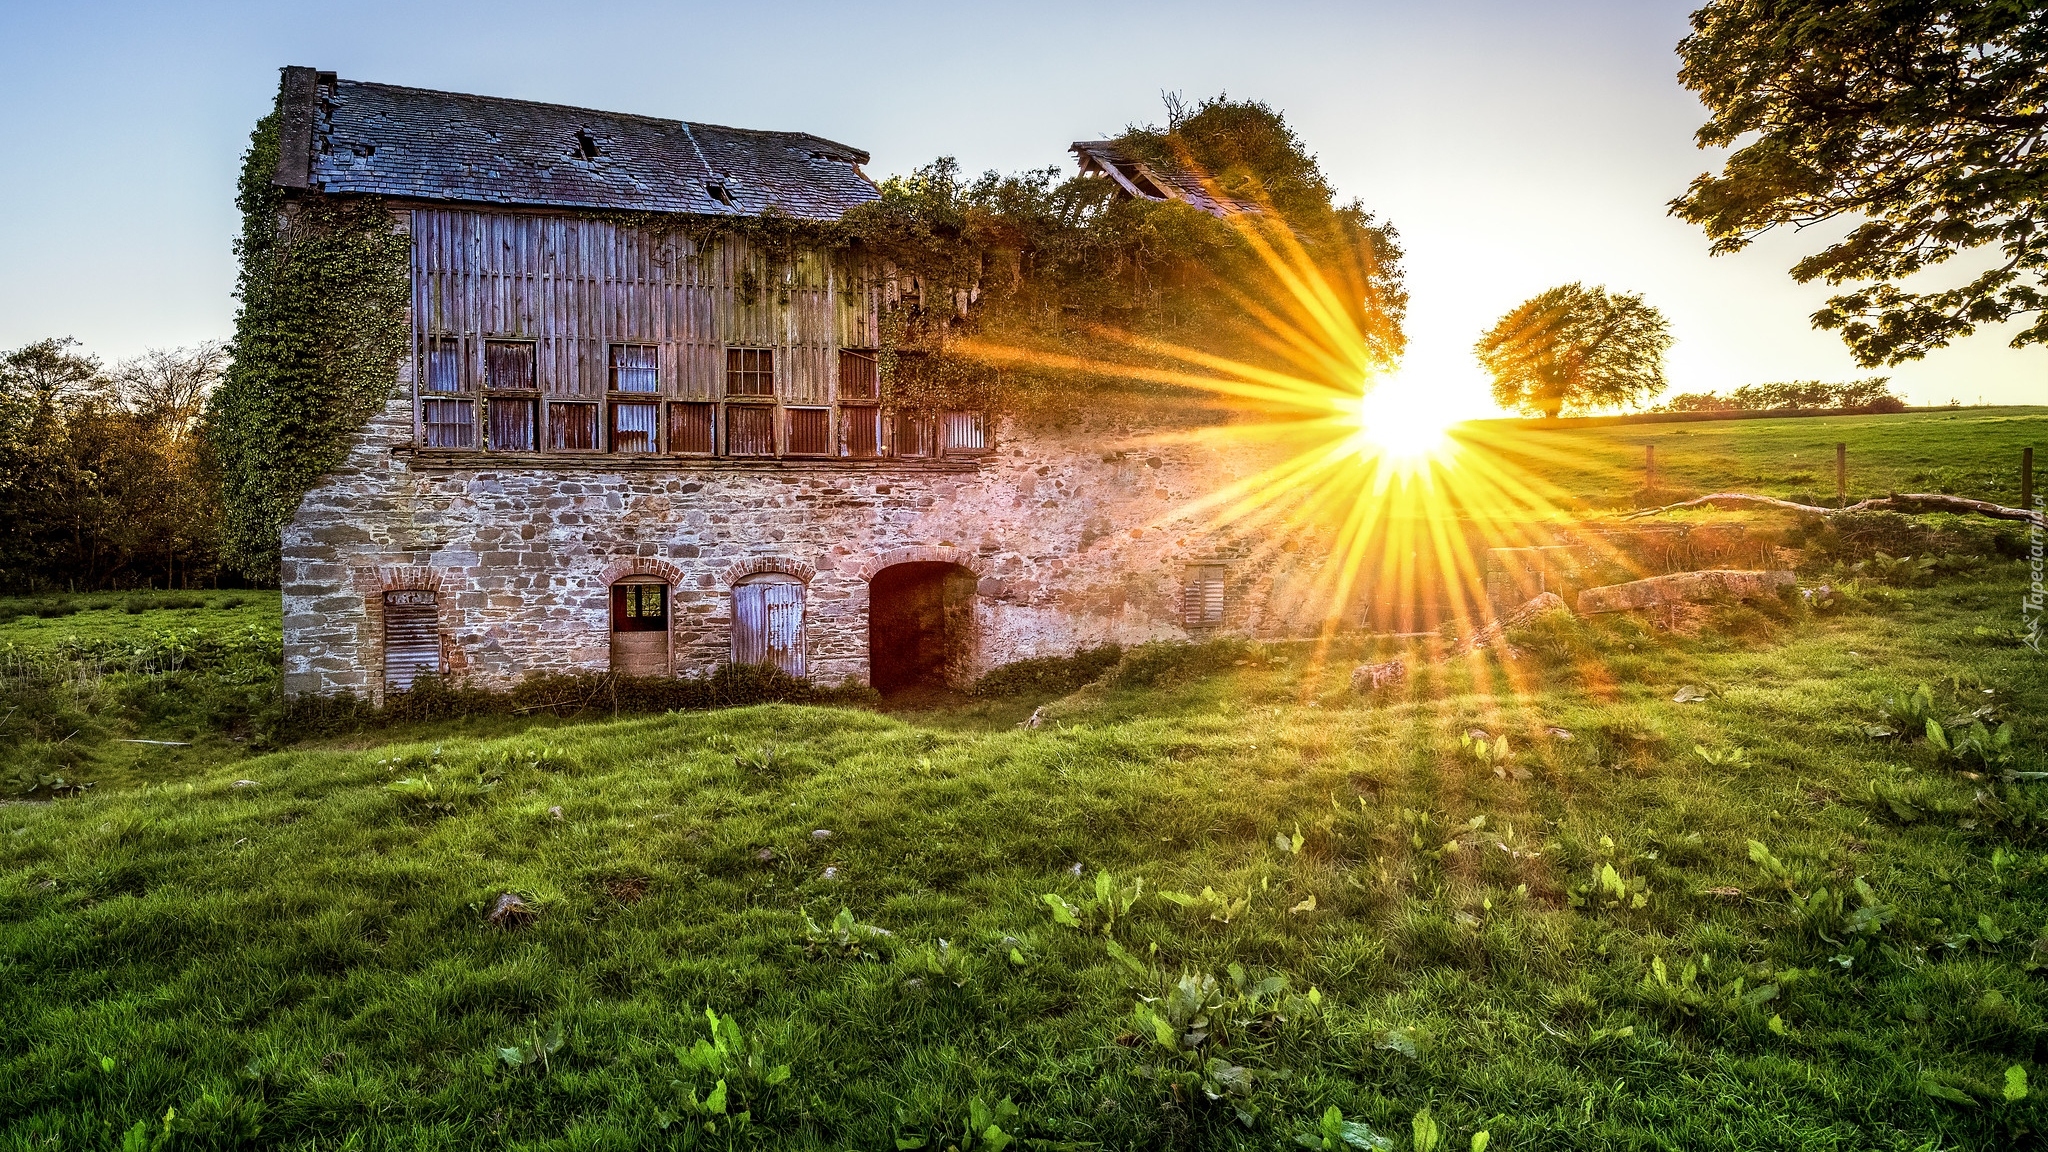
732, 577, 805, 677
610, 581, 670, 677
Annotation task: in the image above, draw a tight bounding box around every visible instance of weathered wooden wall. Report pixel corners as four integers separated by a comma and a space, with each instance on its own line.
410, 208, 881, 402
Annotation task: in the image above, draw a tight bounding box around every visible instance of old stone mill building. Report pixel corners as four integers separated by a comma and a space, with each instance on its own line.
273, 68, 1422, 700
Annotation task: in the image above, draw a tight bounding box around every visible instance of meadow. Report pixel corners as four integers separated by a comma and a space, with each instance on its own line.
1, 409, 2045, 1150
1472, 407, 2047, 511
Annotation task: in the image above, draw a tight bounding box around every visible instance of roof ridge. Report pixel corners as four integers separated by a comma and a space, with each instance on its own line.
336, 78, 859, 153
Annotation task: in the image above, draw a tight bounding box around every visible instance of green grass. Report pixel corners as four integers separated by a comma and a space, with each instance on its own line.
3, 569, 2046, 1149
1470, 406, 2047, 510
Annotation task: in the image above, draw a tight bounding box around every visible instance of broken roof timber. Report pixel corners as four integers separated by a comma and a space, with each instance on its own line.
271, 67, 881, 221
1068, 140, 1263, 218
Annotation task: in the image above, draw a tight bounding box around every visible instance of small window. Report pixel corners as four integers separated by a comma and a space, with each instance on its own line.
422, 398, 474, 448
727, 405, 775, 455
383, 589, 439, 692
732, 573, 805, 677
610, 401, 659, 453
611, 583, 669, 632
1183, 564, 1227, 629
488, 398, 536, 451
842, 405, 881, 458
894, 411, 934, 458
839, 348, 878, 400
610, 344, 660, 393
726, 348, 774, 397
668, 402, 715, 455
942, 411, 986, 454
484, 340, 536, 390
549, 402, 598, 451
424, 337, 463, 393
786, 407, 831, 456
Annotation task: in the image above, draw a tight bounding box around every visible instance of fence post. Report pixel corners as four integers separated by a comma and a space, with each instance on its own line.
1835, 442, 1847, 506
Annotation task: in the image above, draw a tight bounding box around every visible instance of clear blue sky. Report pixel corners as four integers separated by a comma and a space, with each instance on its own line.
1, 0, 2039, 408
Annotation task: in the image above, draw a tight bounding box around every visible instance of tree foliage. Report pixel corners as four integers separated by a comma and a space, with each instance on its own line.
836, 96, 1407, 415
1474, 284, 1672, 418
1661, 376, 1901, 413
1672, 1, 2048, 365
205, 110, 410, 581
0, 338, 226, 591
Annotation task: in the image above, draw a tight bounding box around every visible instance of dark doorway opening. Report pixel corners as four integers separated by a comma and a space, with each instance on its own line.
869, 562, 978, 694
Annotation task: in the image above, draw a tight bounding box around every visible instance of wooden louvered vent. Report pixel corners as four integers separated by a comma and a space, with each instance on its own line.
1182, 565, 1227, 630
383, 591, 440, 691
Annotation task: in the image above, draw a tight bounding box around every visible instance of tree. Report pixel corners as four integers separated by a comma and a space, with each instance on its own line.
115, 341, 228, 436
1672, 1, 2048, 366
1474, 284, 1672, 418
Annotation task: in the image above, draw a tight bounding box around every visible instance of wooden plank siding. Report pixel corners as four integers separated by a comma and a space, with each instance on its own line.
410, 209, 882, 438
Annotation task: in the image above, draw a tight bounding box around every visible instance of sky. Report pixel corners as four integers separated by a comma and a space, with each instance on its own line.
0, 0, 2039, 411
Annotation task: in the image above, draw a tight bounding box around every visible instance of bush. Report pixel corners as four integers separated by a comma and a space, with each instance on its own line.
1105, 637, 1272, 688
278, 662, 873, 739
971, 645, 1124, 697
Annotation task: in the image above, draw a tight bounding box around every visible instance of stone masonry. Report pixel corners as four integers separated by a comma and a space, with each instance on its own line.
282, 397, 1365, 700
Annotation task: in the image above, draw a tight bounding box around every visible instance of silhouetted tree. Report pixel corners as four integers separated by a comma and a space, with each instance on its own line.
1474, 284, 1671, 418
1672, 1, 2048, 365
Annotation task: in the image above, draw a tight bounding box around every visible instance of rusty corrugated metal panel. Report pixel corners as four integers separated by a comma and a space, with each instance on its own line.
732, 579, 806, 676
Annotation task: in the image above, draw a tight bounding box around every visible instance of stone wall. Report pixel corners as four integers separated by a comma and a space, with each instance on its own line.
282, 397, 1373, 700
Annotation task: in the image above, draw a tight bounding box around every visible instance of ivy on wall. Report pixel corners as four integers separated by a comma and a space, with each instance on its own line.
204, 109, 411, 580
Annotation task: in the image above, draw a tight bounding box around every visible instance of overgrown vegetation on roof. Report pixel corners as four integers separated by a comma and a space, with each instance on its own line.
205, 95, 1401, 580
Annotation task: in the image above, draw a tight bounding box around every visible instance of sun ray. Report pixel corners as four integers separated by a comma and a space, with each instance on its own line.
956, 194, 1595, 696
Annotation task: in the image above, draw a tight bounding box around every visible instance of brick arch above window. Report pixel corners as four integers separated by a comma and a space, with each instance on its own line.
351, 565, 443, 595
854, 546, 986, 582
718, 557, 817, 588
599, 557, 690, 588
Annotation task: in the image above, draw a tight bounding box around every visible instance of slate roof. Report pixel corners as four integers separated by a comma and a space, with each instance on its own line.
1069, 140, 1262, 218
273, 68, 880, 221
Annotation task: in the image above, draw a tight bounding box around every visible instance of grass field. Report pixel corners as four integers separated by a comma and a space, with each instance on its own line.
2, 410, 2046, 1149
1469, 407, 2048, 511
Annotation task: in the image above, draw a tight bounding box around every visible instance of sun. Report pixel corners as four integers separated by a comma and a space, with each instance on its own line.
1346, 372, 1457, 463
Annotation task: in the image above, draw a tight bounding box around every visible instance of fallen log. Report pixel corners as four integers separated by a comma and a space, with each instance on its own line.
1576, 569, 1795, 615
1623, 491, 2044, 529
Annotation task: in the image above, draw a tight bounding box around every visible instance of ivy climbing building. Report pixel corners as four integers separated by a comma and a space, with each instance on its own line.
262, 68, 1387, 700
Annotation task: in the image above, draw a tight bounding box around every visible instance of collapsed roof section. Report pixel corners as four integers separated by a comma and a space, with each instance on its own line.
270, 66, 881, 221
1068, 140, 1264, 218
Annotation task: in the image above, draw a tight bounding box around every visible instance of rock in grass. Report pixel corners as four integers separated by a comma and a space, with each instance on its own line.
486, 893, 535, 929
1350, 658, 1408, 694
1576, 569, 1794, 615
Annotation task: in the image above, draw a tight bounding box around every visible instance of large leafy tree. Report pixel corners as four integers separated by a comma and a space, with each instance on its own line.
1672, 1, 2048, 365
1475, 284, 1672, 418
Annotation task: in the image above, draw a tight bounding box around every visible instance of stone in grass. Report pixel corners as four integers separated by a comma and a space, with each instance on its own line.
1576, 569, 1794, 615
486, 893, 536, 929
811, 829, 833, 841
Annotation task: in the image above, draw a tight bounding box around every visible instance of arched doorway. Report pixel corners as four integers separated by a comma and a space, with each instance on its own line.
610, 577, 670, 676
868, 562, 978, 693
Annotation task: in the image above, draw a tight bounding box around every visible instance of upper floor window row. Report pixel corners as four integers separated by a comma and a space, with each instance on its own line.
425, 340, 881, 400
418, 338, 984, 459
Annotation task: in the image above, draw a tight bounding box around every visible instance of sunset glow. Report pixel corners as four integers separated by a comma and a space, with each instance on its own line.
1346, 371, 1456, 464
